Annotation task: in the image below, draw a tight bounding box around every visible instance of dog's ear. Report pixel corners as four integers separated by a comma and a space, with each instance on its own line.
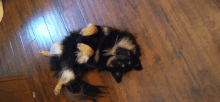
111, 71, 123, 83
133, 59, 143, 71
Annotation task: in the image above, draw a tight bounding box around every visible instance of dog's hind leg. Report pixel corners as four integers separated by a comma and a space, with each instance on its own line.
80, 23, 98, 36
54, 69, 75, 95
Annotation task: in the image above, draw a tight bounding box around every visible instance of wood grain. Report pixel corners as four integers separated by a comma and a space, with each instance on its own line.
0, 0, 220, 101
0, 76, 34, 102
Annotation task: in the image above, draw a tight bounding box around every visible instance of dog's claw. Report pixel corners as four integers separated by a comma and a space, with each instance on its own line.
54, 88, 60, 96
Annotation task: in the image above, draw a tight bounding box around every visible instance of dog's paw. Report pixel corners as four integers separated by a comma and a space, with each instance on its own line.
40, 50, 50, 56
54, 88, 61, 96
80, 23, 98, 36
77, 43, 94, 58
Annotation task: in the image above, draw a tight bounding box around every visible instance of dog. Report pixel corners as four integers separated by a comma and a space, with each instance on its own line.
41, 24, 143, 101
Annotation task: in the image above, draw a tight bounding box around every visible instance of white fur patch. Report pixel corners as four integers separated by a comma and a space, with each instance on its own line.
103, 37, 136, 56
60, 69, 75, 84
54, 69, 75, 95
75, 50, 89, 64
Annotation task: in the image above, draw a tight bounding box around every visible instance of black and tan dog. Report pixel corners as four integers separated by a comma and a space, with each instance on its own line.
41, 24, 143, 101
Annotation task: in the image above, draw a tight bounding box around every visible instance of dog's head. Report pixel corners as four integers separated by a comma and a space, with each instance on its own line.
95, 28, 143, 83
105, 47, 143, 83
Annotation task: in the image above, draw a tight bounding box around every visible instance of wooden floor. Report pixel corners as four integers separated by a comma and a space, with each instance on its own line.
1, 0, 220, 101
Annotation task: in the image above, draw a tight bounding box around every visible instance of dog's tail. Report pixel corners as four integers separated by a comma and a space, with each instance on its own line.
62, 79, 108, 102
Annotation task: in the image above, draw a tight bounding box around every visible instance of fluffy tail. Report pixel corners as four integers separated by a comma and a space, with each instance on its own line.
62, 79, 108, 102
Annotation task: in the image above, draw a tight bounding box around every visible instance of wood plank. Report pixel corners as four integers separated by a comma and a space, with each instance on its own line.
165, 0, 220, 101
83, 0, 113, 25
192, 0, 220, 75
0, 76, 34, 102
99, 0, 129, 28
55, 0, 75, 12
13, 0, 36, 46
62, 2, 87, 31
124, 0, 209, 101
24, 0, 54, 51
0, 76, 25, 82
76, 0, 99, 25
24, 42, 51, 102
34, 0, 69, 43
137, 0, 220, 101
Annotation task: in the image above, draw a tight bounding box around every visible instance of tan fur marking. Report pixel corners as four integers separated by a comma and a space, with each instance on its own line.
76, 43, 94, 64
54, 81, 63, 95
75, 50, 89, 64
94, 49, 100, 62
0, 0, 3, 22
106, 56, 116, 67
104, 37, 136, 56
102, 26, 109, 36
77, 43, 94, 57
80, 23, 98, 36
